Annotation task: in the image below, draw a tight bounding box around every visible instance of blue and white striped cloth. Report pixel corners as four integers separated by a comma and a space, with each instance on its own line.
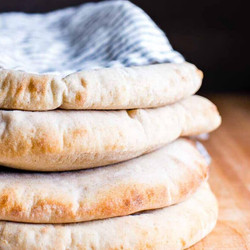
0, 0, 184, 76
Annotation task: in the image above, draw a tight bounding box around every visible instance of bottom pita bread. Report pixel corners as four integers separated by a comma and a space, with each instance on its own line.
0, 183, 217, 250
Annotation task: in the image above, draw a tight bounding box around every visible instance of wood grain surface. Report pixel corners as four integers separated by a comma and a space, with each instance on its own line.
189, 94, 250, 249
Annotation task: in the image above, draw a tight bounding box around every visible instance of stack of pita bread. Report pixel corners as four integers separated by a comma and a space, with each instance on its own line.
0, 62, 221, 249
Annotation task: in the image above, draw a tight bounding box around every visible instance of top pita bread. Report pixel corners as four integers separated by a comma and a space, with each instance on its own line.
0, 62, 202, 110
0, 183, 218, 250
0, 95, 221, 171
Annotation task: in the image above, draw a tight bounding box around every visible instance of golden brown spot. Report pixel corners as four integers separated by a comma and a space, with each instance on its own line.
31, 133, 61, 154
40, 227, 49, 234
0, 194, 8, 207
15, 84, 25, 96
181, 238, 186, 247
10, 205, 22, 217
60, 128, 87, 150
1, 73, 11, 90
75, 92, 86, 105
1, 127, 63, 158
27, 77, 47, 95
145, 243, 152, 249
80, 78, 87, 88
104, 144, 120, 151
146, 189, 155, 200
0, 190, 23, 218
72, 128, 87, 139
129, 189, 144, 206
31, 199, 74, 220
124, 199, 130, 207
77, 184, 167, 221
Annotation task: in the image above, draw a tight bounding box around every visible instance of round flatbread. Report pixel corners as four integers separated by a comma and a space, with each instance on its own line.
0, 183, 218, 250
0, 139, 208, 223
0, 95, 221, 171
0, 62, 202, 110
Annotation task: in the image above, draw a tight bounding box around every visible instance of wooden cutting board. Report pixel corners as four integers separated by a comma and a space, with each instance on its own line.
189, 94, 250, 249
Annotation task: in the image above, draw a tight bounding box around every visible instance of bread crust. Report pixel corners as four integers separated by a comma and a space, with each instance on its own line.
0, 62, 202, 110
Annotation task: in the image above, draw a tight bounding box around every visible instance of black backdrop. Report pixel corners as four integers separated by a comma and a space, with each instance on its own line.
1, 0, 249, 93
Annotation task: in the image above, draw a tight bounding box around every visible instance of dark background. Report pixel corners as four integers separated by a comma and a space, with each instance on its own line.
1, 0, 249, 93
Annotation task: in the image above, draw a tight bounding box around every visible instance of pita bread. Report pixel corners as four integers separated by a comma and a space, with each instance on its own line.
0, 138, 208, 223
0, 183, 218, 250
0, 62, 202, 110
0, 95, 221, 171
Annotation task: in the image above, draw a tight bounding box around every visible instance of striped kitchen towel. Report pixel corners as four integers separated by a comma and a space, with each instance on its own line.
0, 0, 184, 76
